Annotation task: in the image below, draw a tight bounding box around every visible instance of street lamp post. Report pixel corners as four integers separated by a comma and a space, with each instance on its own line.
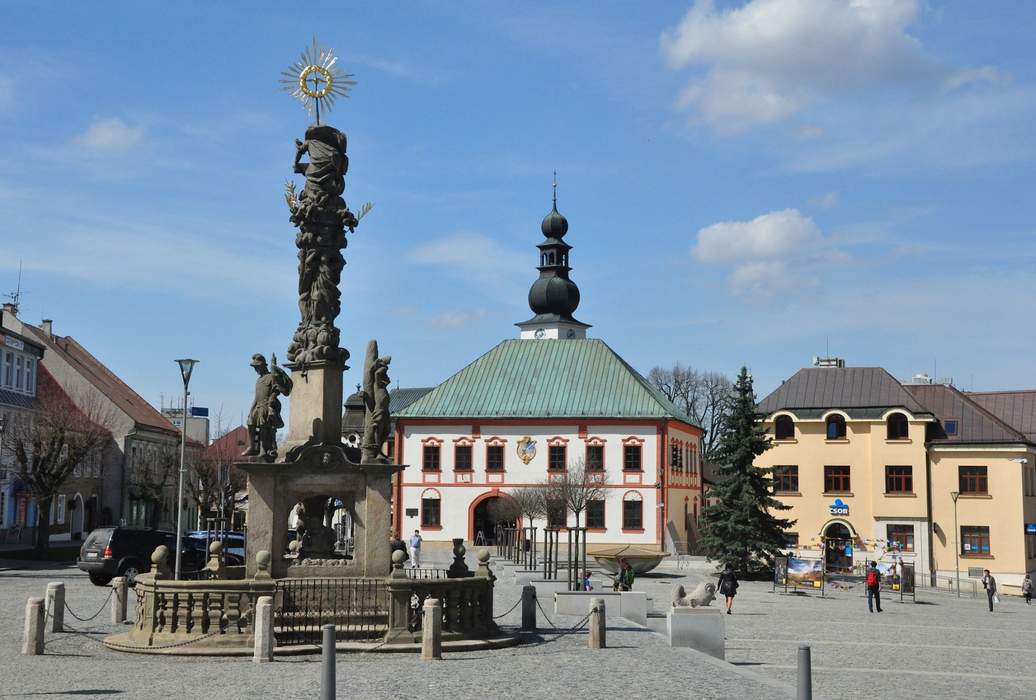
174, 359, 199, 580
0, 414, 7, 478
951, 490, 960, 598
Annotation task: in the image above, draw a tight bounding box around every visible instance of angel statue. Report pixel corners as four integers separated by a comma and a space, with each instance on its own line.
360, 340, 392, 463
242, 353, 293, 462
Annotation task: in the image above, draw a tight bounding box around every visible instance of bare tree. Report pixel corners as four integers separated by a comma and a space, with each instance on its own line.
133, 450, 176, 529
1, 374, 113, 558
542, 458, 607, 528
186, 419, 245, 531
506, 486, 545, 529
648, 364, 733, 459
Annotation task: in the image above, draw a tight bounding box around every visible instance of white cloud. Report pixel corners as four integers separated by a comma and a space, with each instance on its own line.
693, 208, 845, 294
74, 117, 145, 153
427, 309, 489, 329
660, 0, 995, 133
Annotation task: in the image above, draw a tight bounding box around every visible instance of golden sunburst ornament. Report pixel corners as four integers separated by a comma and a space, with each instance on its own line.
279, 38, 356, 123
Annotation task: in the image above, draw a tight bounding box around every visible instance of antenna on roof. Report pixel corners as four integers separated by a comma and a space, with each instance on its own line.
3, 261, 24, 314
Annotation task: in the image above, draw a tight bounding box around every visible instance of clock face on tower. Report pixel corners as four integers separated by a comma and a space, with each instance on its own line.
534, 328, 545, 339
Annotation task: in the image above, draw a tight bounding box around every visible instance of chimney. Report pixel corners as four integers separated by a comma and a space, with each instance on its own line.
1, 302, 16, 318
41, 319, 53, 337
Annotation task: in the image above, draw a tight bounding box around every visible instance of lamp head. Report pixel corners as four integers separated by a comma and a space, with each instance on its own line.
176, 359, 199, 387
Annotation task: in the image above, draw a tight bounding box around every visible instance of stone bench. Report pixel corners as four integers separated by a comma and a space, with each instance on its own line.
553, 591, 648, 626
666, 608, 725, 660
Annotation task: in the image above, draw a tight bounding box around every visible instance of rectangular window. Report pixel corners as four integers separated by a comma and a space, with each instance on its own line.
422, 445, 441, 471
454, 445, 472, 471
586, 445, 604, 470
486, 445, 504, 471
14, 355, 23, 390
943, 419, 958, 436
773, 465, 799, 494
546, 500, 566, 528
623, 445, 642, 471
670, 445, 681, 471
586, 499, 605, 529
886, 524, 915, 552
885, 466, 913, 494
548, 445, 567, 471
824, 465, 851, 494
25, 358, 35, 395
421, 498, 441, 527
784, 532, 799, 548
960, 525, 990, 556
622, 500, 643, 530
4, 351, 13, 387
958, 466, 988, 495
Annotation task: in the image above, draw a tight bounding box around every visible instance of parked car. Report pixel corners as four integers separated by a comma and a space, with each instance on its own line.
77, 527, 224, 585
188, 530, 246, 559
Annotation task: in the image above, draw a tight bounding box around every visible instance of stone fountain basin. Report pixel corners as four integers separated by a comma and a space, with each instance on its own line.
589, 545, 670, 575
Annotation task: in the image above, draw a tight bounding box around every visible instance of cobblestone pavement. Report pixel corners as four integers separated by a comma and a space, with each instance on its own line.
0, 555, 788, 700
3, 555, 1031, 699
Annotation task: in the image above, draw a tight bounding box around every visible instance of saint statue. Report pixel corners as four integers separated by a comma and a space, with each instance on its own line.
242, 353, 293, 462
361, 340, 392, 463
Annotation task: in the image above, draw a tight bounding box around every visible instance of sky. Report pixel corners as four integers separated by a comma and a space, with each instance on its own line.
2, 1, 1035, 430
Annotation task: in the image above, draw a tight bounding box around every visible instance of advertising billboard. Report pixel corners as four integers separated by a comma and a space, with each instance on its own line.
787, 557, 824, 589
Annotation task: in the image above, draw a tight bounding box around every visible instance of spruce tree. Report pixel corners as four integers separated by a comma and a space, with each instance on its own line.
699, 366, 794, 573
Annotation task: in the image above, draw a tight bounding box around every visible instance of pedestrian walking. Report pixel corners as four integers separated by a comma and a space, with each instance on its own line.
1022, 573, 1032, 606
717, 563, 739, 615
866, 561, 883, 613
982, 569, 998, 612
582, 570, 593, 592
408, 529, 423, 569
613, 559, 635, 591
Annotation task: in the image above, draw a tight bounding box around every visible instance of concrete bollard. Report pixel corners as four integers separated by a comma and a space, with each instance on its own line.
521, 585, 537, 632
253, 596, 274, 663
320, 624, 335, 700
45, 583, 65, 633
22, 597, 45, 655
589, 597, 606, 649
421, 598, 442, 660
797, 645, 812, 700
111, 577, 128, 624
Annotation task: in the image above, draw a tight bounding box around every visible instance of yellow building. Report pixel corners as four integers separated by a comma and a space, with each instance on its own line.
757, 362, 1036, 593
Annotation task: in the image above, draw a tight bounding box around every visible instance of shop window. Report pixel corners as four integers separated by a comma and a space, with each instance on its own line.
958, 466, 988, 495
960, 526, 990, 557
824, 465, 851, 494
886, 524, 914, 552
586, 445, 604, 471
486, 445, 504, 471
623, 445, 642, 472
886, 413, 909, 440
421, 493, 441, 528
884, 465, 913, 494
422, 444, 441, 471
586, 500, 605, 529
773, 465, 799, 494
548, 445, 567, 472
826, 415, 846, 440
454, 445, 472, 471
622, 492, 643, 530
774, 415, 795, 440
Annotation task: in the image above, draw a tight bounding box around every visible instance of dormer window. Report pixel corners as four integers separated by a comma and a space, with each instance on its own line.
886, 413, 909, 440
943, 419, 958, 436
826, 415, 846, 440
774, 415, 795, 440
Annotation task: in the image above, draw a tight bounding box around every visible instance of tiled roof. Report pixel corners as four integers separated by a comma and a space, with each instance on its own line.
966, 390, 1036, 442
22, 326, 178, 436
0, 388, 34, 410
757, 367, 931, 416
905, 384, 1030, 445
397, 339, 700, 427
205, 425, 248, 457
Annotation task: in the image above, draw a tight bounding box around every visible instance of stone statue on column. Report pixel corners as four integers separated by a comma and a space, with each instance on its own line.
361, 340, 392, 463
242, 353, 293, 462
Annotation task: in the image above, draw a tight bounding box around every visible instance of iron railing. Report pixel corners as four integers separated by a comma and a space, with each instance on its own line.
275, 577, 388, 645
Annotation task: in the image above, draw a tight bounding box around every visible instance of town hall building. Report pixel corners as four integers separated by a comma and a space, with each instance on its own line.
392, 193, 704, 551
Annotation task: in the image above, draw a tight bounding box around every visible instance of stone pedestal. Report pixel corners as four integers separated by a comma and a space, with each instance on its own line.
283, 361, 344, 452
240, 445, 402, 579
666, 607, 725, 659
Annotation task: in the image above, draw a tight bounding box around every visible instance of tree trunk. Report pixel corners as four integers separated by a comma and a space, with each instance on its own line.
34, 498, 52, 560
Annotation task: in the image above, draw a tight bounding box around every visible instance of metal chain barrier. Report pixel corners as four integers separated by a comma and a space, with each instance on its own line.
492, 597, 523, 620
63, 587, 115, 622
533, 597, 593, 640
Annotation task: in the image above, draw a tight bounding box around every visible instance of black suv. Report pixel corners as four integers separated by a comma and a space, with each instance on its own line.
78, 527, 212, 585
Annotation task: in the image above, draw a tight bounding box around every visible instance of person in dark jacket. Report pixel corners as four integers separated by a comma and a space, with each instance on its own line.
717, 564, 739, 614
614, 559, 635, 591
982, 569, 997, 612
866, 561, 883, 613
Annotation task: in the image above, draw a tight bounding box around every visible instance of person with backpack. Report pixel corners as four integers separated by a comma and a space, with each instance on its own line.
613, 559, 635, 591
982, 569, 997, 612
1022, 573, 1032, 606
717, 564, 739, 615
866, 561, 883, 613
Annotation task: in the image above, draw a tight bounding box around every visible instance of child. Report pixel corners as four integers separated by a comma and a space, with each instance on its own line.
582, 570, 593, 591
1023, 573, 1032, 605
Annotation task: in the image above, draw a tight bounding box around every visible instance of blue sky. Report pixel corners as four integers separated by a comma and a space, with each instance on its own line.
2, 1, 1035, 427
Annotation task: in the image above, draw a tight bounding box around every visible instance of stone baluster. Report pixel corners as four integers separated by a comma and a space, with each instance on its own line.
151, 545, 172, 579
205, 541, 227, 580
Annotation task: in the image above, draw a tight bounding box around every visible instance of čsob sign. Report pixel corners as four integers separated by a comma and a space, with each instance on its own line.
828, 498, 849, 516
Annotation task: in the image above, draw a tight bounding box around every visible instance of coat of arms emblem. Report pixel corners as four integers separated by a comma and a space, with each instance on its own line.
516, 436, 536, 465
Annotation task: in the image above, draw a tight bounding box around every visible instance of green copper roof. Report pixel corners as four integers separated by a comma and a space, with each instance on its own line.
396, 339, 700, 427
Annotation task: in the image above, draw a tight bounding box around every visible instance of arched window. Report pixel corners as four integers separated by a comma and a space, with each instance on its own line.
774, 415, 795, 440
420, 489, 441, 528
826, 415, 846, 440
622, 491, 644, 531
886, 413, 909, 440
